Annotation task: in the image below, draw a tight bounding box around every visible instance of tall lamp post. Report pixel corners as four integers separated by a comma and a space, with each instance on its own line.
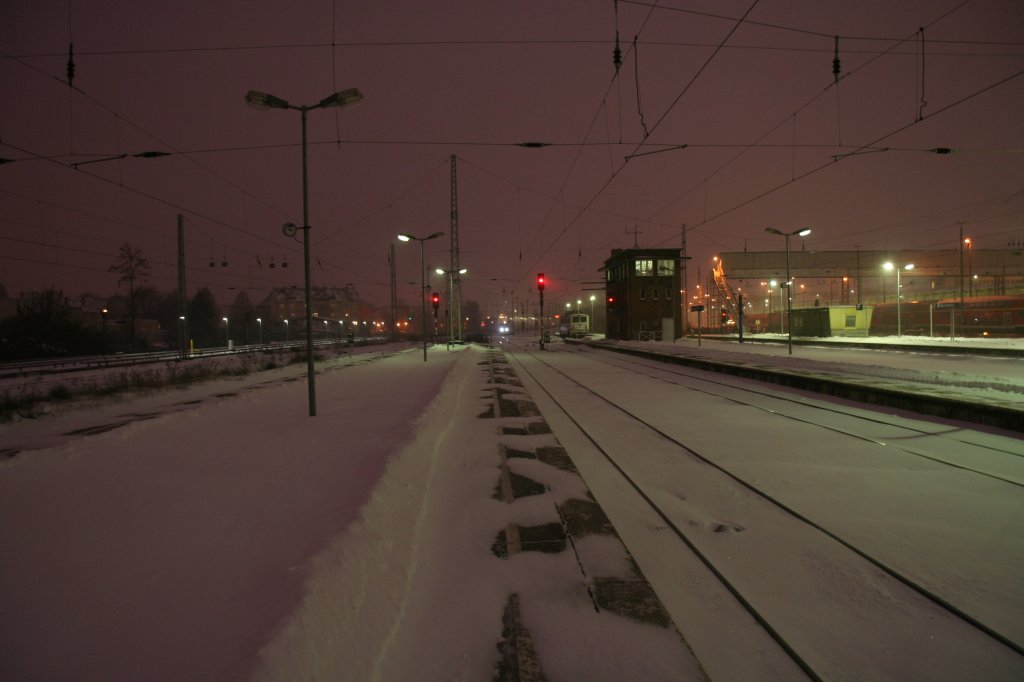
883, 261, 914, 337
765, 227, 811, 354
256, 317, 263, 345
399, 231, 444, 361
244, 86, 363, 417
223, 316, 229, 347
436, 266, 467, 343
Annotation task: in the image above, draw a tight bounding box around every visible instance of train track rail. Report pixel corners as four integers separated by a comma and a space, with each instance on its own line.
575, 345, 1024, 487
571, 338, 1024, 433
503, 341, 1024, 681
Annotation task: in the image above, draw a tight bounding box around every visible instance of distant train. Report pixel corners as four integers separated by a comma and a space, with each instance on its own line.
869, 295, 1024, 337
560, 313, 591, 338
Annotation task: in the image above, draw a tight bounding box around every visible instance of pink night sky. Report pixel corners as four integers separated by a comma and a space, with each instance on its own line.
2, 0, 1023, 313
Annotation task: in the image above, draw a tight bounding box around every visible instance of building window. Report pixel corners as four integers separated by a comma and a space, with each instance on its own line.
652, 288, 660, 300
635, 259, 654, 276
639, 287, 646, 301
665, 288, 672, 301
657, 259, 675, 275
845, 314, 856, 327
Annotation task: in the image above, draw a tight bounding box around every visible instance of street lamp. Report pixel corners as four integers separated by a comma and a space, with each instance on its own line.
589, 294, 596, 331
883, 261, 914, 336
964, 237, 974, 297
178, 315, 186, 357
765, 227, 812, 354
399, 231, 444, 361
101, 308, 109, 355
435, 266, 467, 344
256, 317, 262, 344
223, 316, 229, 347
245, 86, 363, 417
284, 318, 289, 342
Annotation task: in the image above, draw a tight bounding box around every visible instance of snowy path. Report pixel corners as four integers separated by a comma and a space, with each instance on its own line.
507, 340, 1024, 681
0, 347, 458, 681
2, 345, 704, 681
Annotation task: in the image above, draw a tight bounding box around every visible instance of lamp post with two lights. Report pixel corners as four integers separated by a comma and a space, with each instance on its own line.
398, 231, 445, 361
244, 86, 363, 416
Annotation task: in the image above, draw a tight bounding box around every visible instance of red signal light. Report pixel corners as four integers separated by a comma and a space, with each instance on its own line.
537, 273, 546, 291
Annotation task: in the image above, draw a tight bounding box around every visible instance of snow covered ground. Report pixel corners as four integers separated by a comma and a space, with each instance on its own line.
0, 344, 700, 681
598, 333, 1024, 409
1, 338, 1021, 680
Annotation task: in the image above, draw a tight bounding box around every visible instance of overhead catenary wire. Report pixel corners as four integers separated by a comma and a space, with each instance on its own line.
640, 0, 977, 229
649, 67, 1024, 252
522, 0, 762, 275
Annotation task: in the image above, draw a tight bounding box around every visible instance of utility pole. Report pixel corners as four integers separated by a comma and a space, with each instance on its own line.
388, 243, 397, 341
958, 221, 966, 307
177, 214, 188, 359
449, 154, 463, 343
681, 224, 688, 333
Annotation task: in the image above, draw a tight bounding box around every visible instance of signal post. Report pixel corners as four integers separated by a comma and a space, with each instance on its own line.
537, 273, 546, 349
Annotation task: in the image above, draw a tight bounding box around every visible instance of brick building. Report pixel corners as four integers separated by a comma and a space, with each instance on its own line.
602, 248, 683, 341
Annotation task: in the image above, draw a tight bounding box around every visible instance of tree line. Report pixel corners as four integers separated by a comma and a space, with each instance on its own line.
0, 243, 260, 360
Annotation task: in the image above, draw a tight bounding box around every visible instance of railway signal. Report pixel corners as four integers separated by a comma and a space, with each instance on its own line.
537, 273, 546, 349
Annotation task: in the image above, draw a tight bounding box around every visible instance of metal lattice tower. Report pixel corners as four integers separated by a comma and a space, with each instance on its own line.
449, 154, 463, 343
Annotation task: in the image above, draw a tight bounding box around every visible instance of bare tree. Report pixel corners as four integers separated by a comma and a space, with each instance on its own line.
109, 243, 150, 349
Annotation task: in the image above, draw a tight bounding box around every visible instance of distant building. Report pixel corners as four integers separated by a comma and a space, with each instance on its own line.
258, 285, 363, 324
602, 248, 683, 341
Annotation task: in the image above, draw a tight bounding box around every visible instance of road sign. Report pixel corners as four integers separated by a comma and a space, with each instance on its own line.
690, 305, 705, 312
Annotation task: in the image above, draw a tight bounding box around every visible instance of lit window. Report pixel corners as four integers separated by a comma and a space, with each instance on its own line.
635, 259, 654, 276
657, 260, 675, 275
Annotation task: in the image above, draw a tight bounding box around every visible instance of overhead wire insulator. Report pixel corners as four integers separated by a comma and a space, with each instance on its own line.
66, 42, 75, 87
832, 35, 840, 82
612, 0, 622, 73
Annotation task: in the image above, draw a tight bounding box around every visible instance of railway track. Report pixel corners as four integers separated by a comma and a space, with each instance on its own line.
574, 345, 1024, 488
503, 340, 1024, 681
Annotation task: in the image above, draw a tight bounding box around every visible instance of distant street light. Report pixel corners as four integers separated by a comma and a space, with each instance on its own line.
883, 261, 915, 336
765, 227, 812, 354
222, 316, 229, 347
589, 294, 596, 331
256, 317, 262, 344
284, 318, 289, 343
178, 315, 186, 358
101, 308, 109, 355
399, 231, 444, 361
245, 85, 363, 417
